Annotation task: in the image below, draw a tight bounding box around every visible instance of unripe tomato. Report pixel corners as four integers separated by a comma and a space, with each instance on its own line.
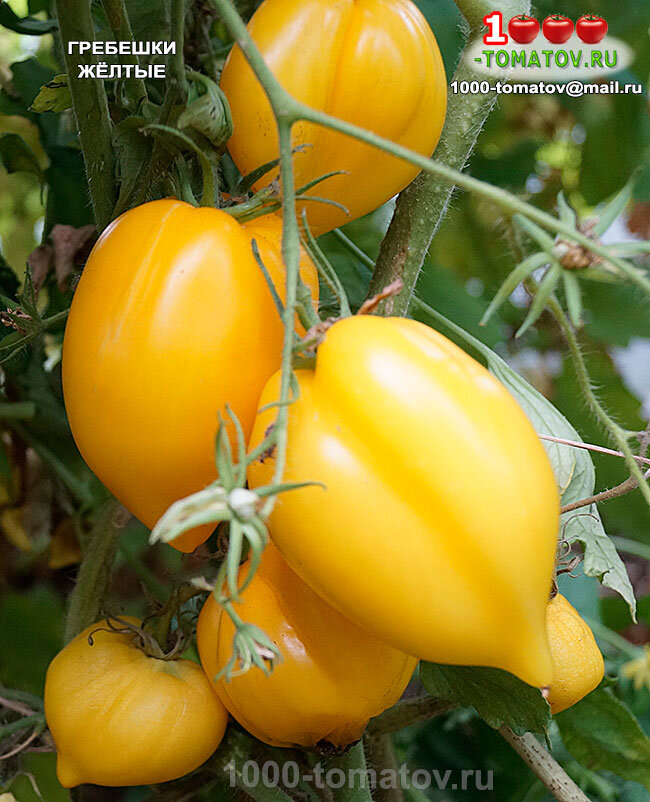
44, 619, 228, 787
62, 200, 318, 552
197, 542, 417, 748
221, 0, 447, 236
248, 316, 560, 687
546, 594, 604, 714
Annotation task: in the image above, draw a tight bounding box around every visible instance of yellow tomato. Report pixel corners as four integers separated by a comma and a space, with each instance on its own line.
197, 541, 417, 748
44, 619, 228, 787
248, 315, 560, 687
221, 0, 447, 235
62, 200, 318, 552
546, 593, 604, 714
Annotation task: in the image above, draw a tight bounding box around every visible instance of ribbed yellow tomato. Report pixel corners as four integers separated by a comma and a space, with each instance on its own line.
546, 594, 604, 713
197, 542, 417, 748
44, 619, 228, 787
221, 0, 447, 235
248, 316, 560, 687
62, 200, 318, 552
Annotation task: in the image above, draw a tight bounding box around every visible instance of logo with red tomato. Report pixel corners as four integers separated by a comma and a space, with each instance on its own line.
508, 14, 540, 44
576, 14, 608, 43
542, 15, 573, 44
482, 11, 609, 46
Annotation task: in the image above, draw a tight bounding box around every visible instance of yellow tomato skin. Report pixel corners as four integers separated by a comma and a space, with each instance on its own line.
248, 316, 560, 688
197, 542, 417, 748
62, 200, 318, 553
44, 619, 228, 787
221, 0, 447, 236
546, 594, 604, 714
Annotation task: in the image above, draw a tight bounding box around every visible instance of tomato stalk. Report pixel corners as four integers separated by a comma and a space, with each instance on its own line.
53, 0, 116, 230
63, 500, 127, 642
100, 0, 147, 105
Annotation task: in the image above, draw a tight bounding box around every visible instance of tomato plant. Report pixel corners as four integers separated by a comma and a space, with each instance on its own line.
576, 15, 608, 44
542, 15, 574, 44
508, 15, 540, 44
0, 0, 648, 799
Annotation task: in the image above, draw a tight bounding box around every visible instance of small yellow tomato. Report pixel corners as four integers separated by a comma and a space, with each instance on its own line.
248, 315, 560, 687
221, 0, 447, 235
197, 542, 417, 748
546, 593, 604, 714
44, 619, 228, 787
62, 200, 318, 552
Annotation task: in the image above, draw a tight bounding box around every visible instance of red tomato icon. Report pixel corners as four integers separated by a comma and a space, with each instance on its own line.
508, 14, 540, 44
576, 15, 608, 44
542, 15, 574, 44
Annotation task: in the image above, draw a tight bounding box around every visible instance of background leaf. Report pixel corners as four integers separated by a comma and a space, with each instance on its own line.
420, 662, 551, 736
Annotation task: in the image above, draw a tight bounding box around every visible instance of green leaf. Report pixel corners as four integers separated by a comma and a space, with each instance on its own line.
515, 262, 561, 338
30, 75, 71, 114
0, 133, 43, 182
562, 270, 583, 328
420, 662, 551, 736
0, 4, 58, 35
593, 181, 634, 237
557, 687, 650, 791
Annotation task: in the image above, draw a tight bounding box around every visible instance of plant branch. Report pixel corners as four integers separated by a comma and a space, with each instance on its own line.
326, 741, 373, 802
538, 435, 650, 467
171, 0, 189, 95
53, 0, 116, 231
368, 695, 455, 735
547, 296, 650, 507
101, 0, 147, 104
500, 727, 591, 802
64, 500, 126, 642
560, 469, 650, 514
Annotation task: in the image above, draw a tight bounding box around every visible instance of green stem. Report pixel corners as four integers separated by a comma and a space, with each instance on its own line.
210, 729, 295, 802
611, 536, 650, 562
0, 713, 44, 740
171, 0, 189, 95
546, 296, 650, 507
500, 728, 591, 802
365, 733, 403, 802
368, 695, 455, 735
326, 741, 373, 802
0, 402, 35, 420
64, 500, 125, 642
53, 0, 116, 230
100, 0, 147, 104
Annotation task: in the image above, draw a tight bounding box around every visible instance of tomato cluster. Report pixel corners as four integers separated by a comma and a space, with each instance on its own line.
46, 0, 603, 790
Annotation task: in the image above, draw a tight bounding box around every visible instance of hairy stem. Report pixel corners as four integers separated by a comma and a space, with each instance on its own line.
64, 501, 126, 642
561, 470, 649, 514
171, 0, 189, 94
547, 297, 650, 507
326, 741, 373, 802
365, 734, 403, 802
101, 0, 147, 104
368, 695, 455, 735
500, 728, 591, 802
53, 0, 116, 230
